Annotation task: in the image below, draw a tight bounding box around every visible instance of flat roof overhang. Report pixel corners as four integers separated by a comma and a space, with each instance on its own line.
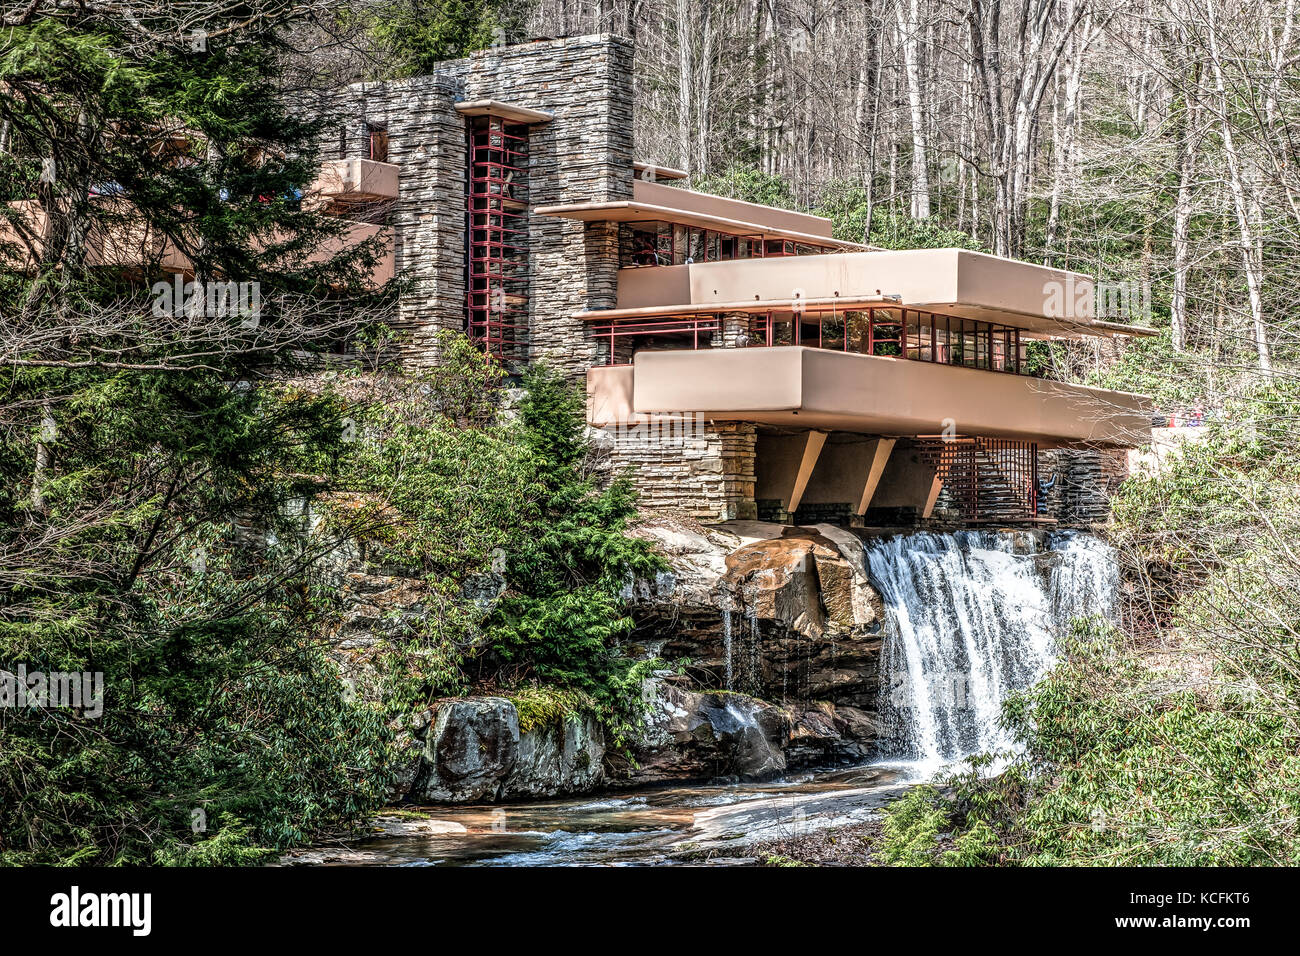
532, 200, 870, 250
633, 161, 689, 180
605, 248, 1159, 340
586, 347, 1153, 448
454, 99, 554, 124
581, 293, 903, 320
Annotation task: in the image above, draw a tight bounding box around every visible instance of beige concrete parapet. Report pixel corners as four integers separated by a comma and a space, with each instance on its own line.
588, 346, 1152, 448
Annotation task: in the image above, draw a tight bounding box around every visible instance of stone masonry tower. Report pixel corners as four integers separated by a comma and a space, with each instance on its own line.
328, 34, 634, 373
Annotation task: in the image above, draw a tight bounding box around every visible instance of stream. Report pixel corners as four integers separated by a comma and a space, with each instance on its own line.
284, 765, 909, 866
287, 529, 1118, 867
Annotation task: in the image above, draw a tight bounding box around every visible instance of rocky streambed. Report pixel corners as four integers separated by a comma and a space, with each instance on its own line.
374, 518, 893, 805
280, 764, 908, 867
299, 517, 1115, 865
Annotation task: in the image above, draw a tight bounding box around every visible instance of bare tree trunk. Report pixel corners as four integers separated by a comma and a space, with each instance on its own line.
701, 0, 718, 173
1261, 0, 1300, 227
864, 0, 883, 243
1045, 5, 1091, 261
957, 56, 973, 232
895, 0, 932, 218
675, 0, 693, 171
968, 0, 1088, 257
31, 405, 55, 516
1171, 53, 1202, 352
1203, 0, 1271, 375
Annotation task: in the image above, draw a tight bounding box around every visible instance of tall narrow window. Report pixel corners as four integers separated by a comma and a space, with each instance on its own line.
367, 123, 389, 163
466, 115, 530, 362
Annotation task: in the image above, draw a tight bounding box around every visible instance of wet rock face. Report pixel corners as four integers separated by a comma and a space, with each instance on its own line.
630, 520, 885, 713
719, 524, 884, 638
418, 698, 520, 802
606, 682, 791, 786
786, 701, 878, 766
504, 715, 605, 800
331, 515, 892, 800
412, 697, 606, 803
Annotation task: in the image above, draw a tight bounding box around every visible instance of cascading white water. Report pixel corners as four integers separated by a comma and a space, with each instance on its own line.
865, 530, 1118, 776
721, 606, 734, 691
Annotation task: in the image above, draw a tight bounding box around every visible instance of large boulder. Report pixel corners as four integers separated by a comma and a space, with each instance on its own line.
417, 697, 520, 802
412, 696, 606, 803
607, 681, 791, 786
723, 535, 827, 637
721, 524, 883, 638
630, 519, 885, 709
504, 714, 606, 799
786, 701, 878, 766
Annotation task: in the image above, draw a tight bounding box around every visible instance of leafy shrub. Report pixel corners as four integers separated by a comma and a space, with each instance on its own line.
338, 333, 664, 740
880, 625, 1300, 866
0, 373, 396, 865
692, 164, 799, 210
508, 685, 592, 734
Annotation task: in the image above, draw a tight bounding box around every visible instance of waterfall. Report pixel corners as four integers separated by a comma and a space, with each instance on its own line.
721, 606, 734, 691
865, 530, 1118, 776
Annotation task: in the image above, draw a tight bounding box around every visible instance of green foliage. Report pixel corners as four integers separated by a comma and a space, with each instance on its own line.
154, 820, 277, 867
0, 15, 387, 304
812, 180, 984, 250
1007, 629, 1300, 866
1085, 330, 1210, 411
0, 371, 396, 866
508, 685, 592, 734
690, 167, 986, 257
881, 618, 1300, 866
692, 164, 799, 210
1111, 380, 1300, 568
357, 0, 531, 78
339, 333, 664, 740
485, 363, 662, 699
691, 169, 984, 252
0, 11, 395, 866
874, 379, 1300, 867
878, 786, 950, 865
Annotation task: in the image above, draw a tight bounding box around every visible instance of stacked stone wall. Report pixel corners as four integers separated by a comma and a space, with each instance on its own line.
329, 35, 634, 371
596, 420, 757, 521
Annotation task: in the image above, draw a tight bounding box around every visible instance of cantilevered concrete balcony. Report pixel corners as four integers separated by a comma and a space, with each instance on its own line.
2, 197, 394, 285
309, 158, 399, 204
535, 180, 868, 251
610, 248, 1155, 339
587, 346, 1152, 448
1, 198, 193, 273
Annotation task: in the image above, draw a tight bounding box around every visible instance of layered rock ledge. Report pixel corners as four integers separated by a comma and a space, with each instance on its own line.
334, 517, 891, 803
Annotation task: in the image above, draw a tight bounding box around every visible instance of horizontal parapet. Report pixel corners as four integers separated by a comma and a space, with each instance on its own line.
630, 180, 835, 239
589, 347, 1152, 448
534, 189, 865, 252
611, 248, 1158, 339
310, 158, 399, 204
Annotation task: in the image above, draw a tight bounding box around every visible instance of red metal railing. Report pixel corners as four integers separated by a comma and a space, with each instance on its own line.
591, 315, 722, 365
467, 115, 530, 362
621, 223, 827, 268
593, 305, 1034, 375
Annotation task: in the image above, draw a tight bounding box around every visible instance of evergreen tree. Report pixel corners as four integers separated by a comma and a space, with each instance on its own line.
0, 5, 394, 864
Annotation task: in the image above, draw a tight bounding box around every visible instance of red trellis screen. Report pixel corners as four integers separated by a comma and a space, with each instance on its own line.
467, 115, 530, 362
918, 437, 1041, 521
